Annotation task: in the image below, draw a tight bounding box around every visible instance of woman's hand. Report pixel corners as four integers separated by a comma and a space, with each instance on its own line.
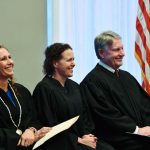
78, 134, 97, 149
17, 128, 35, 147
35, 127, 51, 141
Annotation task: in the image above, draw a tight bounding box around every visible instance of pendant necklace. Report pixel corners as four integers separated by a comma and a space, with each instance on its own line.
0, 83, 22, 135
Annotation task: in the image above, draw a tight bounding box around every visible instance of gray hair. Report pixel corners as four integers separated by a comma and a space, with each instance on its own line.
94, 31, 121, 59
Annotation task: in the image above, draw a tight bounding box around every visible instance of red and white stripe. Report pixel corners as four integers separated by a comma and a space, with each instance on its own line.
135, 0, 150, 95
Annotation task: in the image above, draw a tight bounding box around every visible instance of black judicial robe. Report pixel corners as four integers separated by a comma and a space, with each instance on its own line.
0, 83, 38, 150
80, 64, 150, 150
32, 75, 115, 150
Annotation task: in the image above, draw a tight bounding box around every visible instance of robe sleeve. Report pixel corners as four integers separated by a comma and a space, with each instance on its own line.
0, 127, 20, 149
133, 78, 150, 125
25, 91, 41, 129
120, 73, 150, 126
80, 80, 137, 133
16, 83, 41, 130
79, 88, 95, 135
32, 83, 59, 126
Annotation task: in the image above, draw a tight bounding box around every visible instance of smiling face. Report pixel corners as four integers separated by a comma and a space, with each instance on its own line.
99, 39, 125, 70
53, 49, 75, 79
0, 48, 14, 80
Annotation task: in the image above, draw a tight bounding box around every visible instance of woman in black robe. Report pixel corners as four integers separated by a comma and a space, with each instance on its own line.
0, 45, 49, 150
32, 43, 115, 150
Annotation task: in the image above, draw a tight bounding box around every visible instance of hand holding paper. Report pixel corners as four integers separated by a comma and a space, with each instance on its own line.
32, 115, 79, 150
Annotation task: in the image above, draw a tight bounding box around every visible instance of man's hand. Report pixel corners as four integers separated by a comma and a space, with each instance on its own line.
138, 126, 150, 137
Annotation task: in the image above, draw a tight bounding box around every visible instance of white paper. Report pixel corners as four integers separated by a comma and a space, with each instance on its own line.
32, 115, 79, 150
126, 132, 150, 137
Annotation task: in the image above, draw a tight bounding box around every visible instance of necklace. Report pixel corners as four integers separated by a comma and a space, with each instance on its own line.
0, 83, 22, 135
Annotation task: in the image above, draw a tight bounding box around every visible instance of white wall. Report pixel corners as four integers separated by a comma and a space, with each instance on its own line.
0, 0, 47, 92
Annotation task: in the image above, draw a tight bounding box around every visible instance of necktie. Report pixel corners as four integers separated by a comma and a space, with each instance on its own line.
114, 70, 119, 77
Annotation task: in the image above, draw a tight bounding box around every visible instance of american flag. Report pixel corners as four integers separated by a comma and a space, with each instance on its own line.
135, 0, 150, 95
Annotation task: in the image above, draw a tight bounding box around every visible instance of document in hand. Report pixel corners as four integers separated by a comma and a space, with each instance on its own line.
126, 132, 150, 137
32, 115, 79, 150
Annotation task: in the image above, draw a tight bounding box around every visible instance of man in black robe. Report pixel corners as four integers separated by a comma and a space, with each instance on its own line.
80, 31, 150, 150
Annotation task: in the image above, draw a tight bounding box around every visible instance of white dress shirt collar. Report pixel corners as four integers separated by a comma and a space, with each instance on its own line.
98, 60, 115, 73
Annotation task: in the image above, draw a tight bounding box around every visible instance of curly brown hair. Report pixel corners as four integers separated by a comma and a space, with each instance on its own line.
43, 43, 72, 75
